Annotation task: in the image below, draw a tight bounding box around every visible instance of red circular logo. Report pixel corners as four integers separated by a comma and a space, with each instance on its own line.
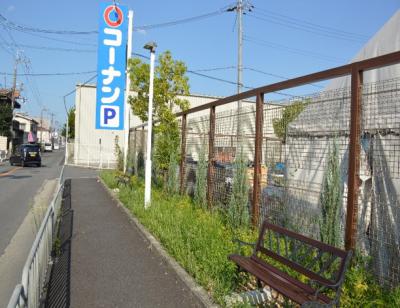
104, 5, 123, 28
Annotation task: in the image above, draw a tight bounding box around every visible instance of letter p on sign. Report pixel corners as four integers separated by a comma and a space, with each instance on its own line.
100, 105, 120, 127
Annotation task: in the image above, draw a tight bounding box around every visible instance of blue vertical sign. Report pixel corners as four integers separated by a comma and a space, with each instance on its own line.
96, 2, 127, 130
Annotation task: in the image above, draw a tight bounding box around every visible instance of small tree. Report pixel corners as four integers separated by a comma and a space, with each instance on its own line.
227, 148, 250, 229
194, 139, 208, 208
0, 104, 12, 138
273, 101, 307, 143
61, 107, 75, 139
319, 139, 342, 247
128, 51, 190, 179
114, 135, 123, 171
167, 151, 179, 194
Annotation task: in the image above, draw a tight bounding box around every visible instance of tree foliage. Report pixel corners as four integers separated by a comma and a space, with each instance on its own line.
272, 100, 307, 142
194, 140, 208, 208
128, 51, 190, 172
319, 139, 342, 247
227, 148, 250, 229
0, 104, 12, 138
62, 107, 75, 139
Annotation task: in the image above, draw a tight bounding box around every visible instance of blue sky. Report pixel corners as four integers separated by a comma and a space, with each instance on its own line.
0, 0, 398, 126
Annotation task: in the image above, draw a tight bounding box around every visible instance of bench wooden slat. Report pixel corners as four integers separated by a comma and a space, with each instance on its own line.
229, 254, 331, 305
261, 221, 347, 258
257, 246, 334, 286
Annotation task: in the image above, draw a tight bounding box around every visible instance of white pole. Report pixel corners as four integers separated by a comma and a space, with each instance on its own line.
144, 49, 156, 208
63, 97, 69, 165
123, 10, 134, 174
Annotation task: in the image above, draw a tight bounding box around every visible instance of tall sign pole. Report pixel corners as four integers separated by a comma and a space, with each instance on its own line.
144, 42, 157, 208
95, 3, 128, 130
123, 10, 134, 173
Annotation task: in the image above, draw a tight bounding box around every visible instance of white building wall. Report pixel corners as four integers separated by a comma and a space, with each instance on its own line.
74, 84, 283, 168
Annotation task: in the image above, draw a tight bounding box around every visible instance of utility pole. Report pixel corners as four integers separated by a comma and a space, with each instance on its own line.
40, 107, 47, 144
235, 0, 243, 143
50, 112, 55, 148
63, 96, 69, 164
9, 52, 20, 152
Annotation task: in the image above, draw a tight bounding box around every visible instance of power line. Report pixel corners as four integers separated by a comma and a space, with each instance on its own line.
244, 67, 323, 89
0, 42, 96, 53
244, 35, 345, 63
132, 52, 295, 98
0, 13, 97, 35
247, 10, 366, 43
0, 4, 234, 38
0, 70, 96, 76
136, 6, 232, 31
254, 7, 368, 41
63, 74, 97, 98
192, 66, 236, 72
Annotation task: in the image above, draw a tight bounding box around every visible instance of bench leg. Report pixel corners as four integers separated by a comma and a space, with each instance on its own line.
257, 279, 263, 289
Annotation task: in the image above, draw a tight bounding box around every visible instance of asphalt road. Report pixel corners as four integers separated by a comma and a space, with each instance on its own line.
0, 149, 64, 305
0, 149, 64, 253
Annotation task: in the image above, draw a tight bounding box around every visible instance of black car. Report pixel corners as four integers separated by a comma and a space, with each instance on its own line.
10, 143, 42, 167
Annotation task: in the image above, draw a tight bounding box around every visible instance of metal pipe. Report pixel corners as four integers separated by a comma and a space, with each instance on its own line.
144, 47, 156, 208
207, 106, 216, 209
252, 93, 264, 227
345, 65, 363, 251
179, 114, 187, 194
123, 10, 134, 174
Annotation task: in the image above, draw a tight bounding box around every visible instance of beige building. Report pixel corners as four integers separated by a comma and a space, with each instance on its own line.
71, 83, 284, 168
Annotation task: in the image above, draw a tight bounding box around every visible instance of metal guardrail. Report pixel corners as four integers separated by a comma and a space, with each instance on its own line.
7, 166, 65, 308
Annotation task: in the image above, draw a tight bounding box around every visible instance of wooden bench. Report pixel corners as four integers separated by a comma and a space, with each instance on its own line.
229, 220, 353, 307
116, 173, 131, 187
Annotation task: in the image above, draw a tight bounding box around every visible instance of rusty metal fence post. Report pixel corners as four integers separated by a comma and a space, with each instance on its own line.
179, 114, 187, 194
345, 65, 363, 251
207, 106, 216, 209
252, 93, 264, 226
133, 128, 137, 175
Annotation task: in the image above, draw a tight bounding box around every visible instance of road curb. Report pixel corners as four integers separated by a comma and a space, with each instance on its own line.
97, 176, 219, 308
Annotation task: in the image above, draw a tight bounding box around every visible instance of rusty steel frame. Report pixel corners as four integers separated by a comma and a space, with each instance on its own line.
252, 93, 264, 226
130, 51, 400, 247
179, 114, 187, 194
345, 66, 363, 251
207, 106, 216, 209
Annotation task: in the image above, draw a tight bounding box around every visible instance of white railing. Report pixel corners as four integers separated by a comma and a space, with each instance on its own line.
7, 166, 65, 308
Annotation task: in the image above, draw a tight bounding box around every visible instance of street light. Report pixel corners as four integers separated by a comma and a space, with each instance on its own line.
40, 107, 48, 144
144, 41, 157, 208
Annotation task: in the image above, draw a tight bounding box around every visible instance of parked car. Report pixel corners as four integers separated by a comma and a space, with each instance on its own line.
10, 143, 41, 167
44, 143, 53, 152
53, 143, 60, 150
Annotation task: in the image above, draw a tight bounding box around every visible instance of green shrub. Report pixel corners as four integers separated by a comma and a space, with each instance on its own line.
227, 148, 250, 230
166, 151, 179, 194
319, 138, 342, 247
194, 140, 207, 208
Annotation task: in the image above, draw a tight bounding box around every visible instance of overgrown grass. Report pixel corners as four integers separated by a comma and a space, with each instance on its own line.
101, 170, 256, 305
100, 170, 400, 307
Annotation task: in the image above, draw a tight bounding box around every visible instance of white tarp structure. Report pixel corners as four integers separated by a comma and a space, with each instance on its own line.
282, 10, 400, 286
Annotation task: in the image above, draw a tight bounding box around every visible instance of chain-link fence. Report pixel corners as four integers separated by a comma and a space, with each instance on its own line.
129, 53, 400, 288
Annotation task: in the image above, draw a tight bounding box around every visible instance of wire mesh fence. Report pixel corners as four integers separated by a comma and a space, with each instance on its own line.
129, 53, 400, 288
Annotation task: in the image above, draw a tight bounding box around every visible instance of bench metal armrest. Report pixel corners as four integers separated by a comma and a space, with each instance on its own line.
232, 239, 256, 253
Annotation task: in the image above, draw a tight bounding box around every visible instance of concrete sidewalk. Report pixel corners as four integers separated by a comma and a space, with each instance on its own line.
48, 167, 204, 308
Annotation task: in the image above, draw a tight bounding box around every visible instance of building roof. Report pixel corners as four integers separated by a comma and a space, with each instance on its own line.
14, 113, 39, 124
